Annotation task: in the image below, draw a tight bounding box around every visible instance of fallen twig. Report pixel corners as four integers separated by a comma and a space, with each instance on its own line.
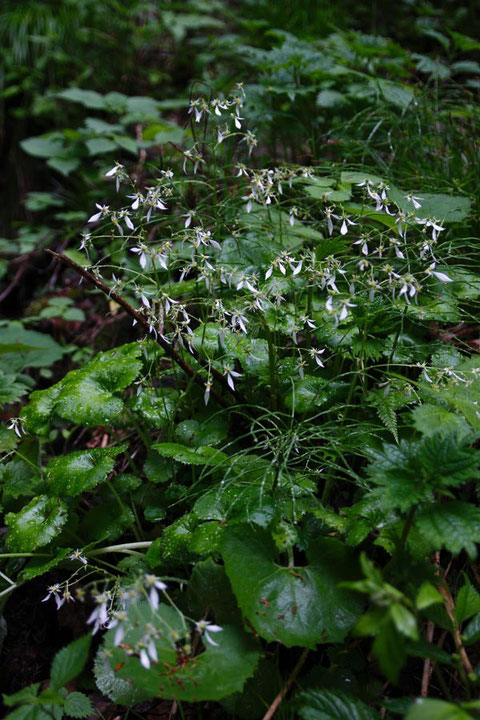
262, 648, 309, 720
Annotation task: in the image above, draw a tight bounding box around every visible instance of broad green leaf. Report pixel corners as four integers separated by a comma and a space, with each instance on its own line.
415, 502, 480, 558
221, 525, 363, 648
316, 89, 347, 108
47, 157, 80, 175
19, 548, 72, 582
455, 578, 480, 624
284, 378, 346, 413
20, 135, 66, 158
412, 404, 470, 437
152, 443, 228, 466
6, 496, 68, 552
416, 582, 443, 610
57, 88, 105, 108
388, 188, 471, 223
50, 635, 91, 690
297, 689, 378, 720
0, 324, 63, 371
85, 138, 117, 155
63, 692, 93, 719
462, 613, 480, 645
21, 343, 143, 431
94, 652, 152, 706
2, 684, 41, 707
175, 416, 228, 447
103, 602, 260, 701
377, 79, 414, 109
372, 620, 405, 684
46, 446, 125, 497
186, 559, 243, 626
406, 699, 472, 720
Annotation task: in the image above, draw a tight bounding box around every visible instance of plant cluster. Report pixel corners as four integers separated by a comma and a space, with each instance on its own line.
1, 2, 480, 719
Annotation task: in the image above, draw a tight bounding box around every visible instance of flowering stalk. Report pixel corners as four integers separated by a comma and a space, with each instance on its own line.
45, 249, 248, 408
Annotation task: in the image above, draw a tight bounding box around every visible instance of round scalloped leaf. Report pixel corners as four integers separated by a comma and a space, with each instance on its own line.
221, 525, 363, 648
104, 602, 260, 702
6, 496, 68, 552
46, 446, 125, 497
21, 343, 143, 432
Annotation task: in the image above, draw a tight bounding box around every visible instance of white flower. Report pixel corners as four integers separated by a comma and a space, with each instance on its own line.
405, 193, 422, 209
223, 364, 242, 391
108, 610, 127, 646
105, 162, 125, 192
87, 592, 110, 635
79, 232, 92, 255
425, 264, 452, 283
139, 638, 158, 669
69, 549, 87, 565
128, 192, 143, 210
131, 243, 149, 269
195, 620, 222, 647
88, 204, 110, 223
204, 377, 213, 406
144, 574, 167, 610
353, 237, 369, 256
324, 207, 340, 235
309, 348, 325, 367
340, 216, 357, 236
42, 584, 64, 610
7, 417, 24, 437
118, 210, 135, 231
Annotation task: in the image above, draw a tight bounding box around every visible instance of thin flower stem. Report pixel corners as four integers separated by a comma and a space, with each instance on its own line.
0, 584, 17, 599
87, 541, 153, 556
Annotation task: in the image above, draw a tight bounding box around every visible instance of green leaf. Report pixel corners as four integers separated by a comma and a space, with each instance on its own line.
57, 88, 106, 108
462, 613, 480, 645
372, 620, 405, 684
50, 635, 91, 690
47, 157, 81, 175
377, 79, 414, 109
405, 699, 473, 720
20, 135, 66, 158
94, 652, 152, 706
103, 602, 260, 701
415, 502, 480, 558
297, 689, 378, 720
416, 582, 443, 610
19, 548, 72, 582
3, 684, 41, 707
46, 446, 125, 497
221, 525, 363, 648
455, 578, 480, 624
389, 604, 418, 640
388, 188, 471, 223
22, 342, 143, 432
63, 692, 93, 719
6, 496, 68, 552
130, 387, 178, 428
85, 138, 117, 155
175, 416, 228, 447
0, 324, 63, 371
152, 443, 228, 467
412, 405, 470, 437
